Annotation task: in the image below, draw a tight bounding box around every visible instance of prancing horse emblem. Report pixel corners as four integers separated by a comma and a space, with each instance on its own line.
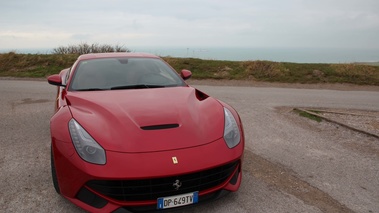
173, 179, 182, 190
172, 157, 178, 164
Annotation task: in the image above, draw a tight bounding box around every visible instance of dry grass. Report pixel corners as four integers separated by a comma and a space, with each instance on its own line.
242, 61, 289, 79
1, 53, 378, 85
0, 52, 77, 77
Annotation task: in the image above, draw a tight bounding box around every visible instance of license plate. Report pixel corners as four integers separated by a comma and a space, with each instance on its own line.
157, 191, 198, 209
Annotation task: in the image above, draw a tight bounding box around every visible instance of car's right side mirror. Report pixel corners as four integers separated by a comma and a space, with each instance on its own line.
180, 69, 192, 80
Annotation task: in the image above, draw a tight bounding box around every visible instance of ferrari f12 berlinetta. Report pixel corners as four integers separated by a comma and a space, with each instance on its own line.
47, 52, 244, 212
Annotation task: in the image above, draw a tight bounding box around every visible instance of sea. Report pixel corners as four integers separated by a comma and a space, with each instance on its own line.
1, 47, 379, 64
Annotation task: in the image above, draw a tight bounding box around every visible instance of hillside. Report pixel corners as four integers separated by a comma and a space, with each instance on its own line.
0, 52, 378, 85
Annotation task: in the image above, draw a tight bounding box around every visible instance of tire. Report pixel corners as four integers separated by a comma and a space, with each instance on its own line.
51, 146, 61, 194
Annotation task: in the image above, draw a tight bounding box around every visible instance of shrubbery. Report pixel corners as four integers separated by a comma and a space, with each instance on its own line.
52, 43, 129, 54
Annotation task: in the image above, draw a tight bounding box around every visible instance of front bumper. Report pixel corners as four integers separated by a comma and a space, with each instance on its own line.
52, 137, 244, 212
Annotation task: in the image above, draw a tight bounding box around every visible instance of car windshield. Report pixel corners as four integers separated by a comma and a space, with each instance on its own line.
69, 57, 185, 91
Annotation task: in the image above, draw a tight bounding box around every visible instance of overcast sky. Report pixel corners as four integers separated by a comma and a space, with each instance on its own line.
1, 0, 379, 50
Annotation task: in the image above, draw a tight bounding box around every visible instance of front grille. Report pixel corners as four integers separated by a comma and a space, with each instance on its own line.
86, 161, 239, 201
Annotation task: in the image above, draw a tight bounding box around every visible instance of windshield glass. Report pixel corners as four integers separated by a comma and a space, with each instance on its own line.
69, 57, 185, 91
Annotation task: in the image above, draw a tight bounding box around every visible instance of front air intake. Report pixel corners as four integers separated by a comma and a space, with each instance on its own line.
86, 160, 240, 201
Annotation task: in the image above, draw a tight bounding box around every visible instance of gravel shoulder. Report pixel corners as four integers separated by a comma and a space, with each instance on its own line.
298, 108, 379, 138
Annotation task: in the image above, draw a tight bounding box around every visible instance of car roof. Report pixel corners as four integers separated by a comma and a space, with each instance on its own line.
77, 52, 160, 61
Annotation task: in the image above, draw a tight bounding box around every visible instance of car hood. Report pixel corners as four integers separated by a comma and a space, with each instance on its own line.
66, 87, 225, 153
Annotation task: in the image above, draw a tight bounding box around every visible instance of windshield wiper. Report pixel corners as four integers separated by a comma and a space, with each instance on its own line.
110, 84, 166, 90
75, 88, 108, 91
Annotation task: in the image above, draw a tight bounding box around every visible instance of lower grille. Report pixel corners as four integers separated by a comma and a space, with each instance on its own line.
86, 160, 239, 201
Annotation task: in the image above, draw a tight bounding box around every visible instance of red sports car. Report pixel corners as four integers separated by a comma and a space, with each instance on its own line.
47, 52, 244, 212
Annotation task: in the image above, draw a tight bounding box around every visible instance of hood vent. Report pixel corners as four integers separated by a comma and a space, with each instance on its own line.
195, 89, 209, 101
141, 124, 179, 130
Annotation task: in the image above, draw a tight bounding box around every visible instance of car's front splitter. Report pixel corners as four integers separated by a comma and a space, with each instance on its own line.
63, 166, 242, 213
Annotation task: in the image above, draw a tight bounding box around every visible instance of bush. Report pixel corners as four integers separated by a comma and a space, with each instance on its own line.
52, 43, 130, 54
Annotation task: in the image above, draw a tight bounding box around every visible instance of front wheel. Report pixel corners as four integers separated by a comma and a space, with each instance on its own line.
51, 146, 60, 194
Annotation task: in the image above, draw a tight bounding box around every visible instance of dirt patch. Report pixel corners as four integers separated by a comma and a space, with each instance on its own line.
316, 109, 379, 137
294, 108, 379, 158
244, 150, 354, 213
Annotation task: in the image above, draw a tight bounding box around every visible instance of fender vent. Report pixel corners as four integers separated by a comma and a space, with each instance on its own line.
141, 124, 179, 130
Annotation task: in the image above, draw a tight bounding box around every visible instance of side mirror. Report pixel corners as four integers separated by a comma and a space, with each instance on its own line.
47, 74, 65, 87
180, 69, 192, 80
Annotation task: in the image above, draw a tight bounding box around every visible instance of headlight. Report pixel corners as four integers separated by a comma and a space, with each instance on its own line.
69, 119, 106, 165
223, 108, 241, 148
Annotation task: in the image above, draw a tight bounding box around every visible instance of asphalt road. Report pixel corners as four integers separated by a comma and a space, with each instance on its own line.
0, 79, 378, 213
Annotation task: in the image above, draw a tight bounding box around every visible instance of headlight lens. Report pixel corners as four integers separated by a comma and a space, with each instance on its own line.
223, 108, 241, 148
69, 119, 106, 165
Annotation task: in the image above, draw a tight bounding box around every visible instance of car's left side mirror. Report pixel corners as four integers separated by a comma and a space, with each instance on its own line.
47, 74, 65, 87
180, 69, 192, 80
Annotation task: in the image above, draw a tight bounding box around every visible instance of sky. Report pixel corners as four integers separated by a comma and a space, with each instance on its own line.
1, 0, 379, 50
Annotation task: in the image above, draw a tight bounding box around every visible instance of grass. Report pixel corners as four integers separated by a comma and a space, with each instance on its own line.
164, 57, 379, 85
0, 52, 77, 78
294, 109, 322, 122
1, 52, 379, 85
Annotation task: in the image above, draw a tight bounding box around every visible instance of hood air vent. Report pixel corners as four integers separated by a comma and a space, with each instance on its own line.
141, 124, 179, 130
195, 89, 209, 101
